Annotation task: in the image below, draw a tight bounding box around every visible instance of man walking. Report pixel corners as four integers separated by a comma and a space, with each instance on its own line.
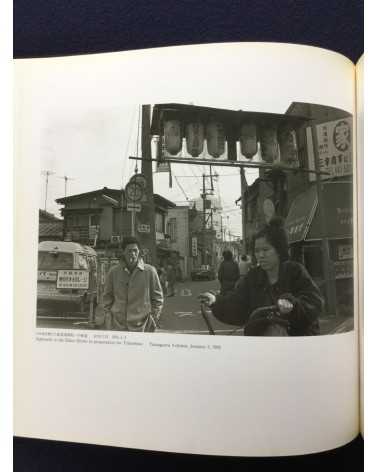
103, 237, 163, 332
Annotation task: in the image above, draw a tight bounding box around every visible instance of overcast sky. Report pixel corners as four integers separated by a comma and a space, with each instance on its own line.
39, 105, 259, 237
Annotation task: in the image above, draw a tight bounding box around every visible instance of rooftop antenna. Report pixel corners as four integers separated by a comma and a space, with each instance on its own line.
58, 175, 75, 197
41, 170, 55, 211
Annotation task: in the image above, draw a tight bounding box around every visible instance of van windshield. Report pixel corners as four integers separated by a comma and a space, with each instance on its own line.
38, 251, 74, 270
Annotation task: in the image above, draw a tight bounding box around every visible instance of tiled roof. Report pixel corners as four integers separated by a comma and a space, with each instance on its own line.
39, 221, 64, 238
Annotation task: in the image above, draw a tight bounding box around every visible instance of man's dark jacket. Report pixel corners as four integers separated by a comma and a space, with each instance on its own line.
211, 261, 324, 336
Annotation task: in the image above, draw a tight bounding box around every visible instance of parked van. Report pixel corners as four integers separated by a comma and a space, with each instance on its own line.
37, 241, 98, 316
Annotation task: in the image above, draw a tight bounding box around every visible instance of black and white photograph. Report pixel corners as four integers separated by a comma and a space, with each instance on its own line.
36, 101, 354, 337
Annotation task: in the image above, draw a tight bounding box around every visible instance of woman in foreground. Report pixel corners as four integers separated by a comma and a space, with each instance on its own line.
200, 218, 324, 336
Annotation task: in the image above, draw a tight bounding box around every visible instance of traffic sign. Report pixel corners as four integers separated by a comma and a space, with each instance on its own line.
127, 203, 142, 212
125, 181, 143, 202
129, 173, 147, 189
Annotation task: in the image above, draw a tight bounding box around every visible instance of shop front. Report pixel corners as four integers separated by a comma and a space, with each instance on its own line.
285, 181, 353, 317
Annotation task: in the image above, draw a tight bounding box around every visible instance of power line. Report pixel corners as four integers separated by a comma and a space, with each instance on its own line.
121, 106, 138, 186
172, 173, 191, 202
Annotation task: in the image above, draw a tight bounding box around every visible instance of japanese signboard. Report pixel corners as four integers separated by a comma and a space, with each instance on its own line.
306, 117, 353, 181
126, 203, 142, 212
337, 244, 353, 260
138, 223, 151, 233
334, 260, 353, 279
192, 237, 198, 257
37, 271, 57, 282
56, 270, 89, 289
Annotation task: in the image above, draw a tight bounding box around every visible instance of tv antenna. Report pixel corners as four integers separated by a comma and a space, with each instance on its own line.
41, 170, 55, 211
58, 175, 75, 197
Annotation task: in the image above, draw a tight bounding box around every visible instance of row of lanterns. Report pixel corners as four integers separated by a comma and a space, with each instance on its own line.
162, 119, 298, 163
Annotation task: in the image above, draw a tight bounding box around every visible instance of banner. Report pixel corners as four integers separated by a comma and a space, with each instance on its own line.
307, 117, 353, 181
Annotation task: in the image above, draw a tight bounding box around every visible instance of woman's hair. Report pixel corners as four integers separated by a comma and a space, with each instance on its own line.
253, 217, 289, 262
222, 250, 233, 261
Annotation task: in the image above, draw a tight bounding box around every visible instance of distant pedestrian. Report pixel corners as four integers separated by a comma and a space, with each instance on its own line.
157, 266, 168, 295
166, 264, 176, 297
239, 254, 251, 277
217, 250, 240, 295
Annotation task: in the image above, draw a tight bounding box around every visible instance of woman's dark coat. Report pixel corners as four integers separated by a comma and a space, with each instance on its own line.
211, 261, 324, 336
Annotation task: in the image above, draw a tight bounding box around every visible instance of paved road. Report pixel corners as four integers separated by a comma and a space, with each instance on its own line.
36, 279, 352, 334
158, 279, 242, 335
36, 279, 242, 334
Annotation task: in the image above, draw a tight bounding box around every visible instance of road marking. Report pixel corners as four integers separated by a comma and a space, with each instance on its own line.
174, 311, 196, 318
179, 288, 192, 296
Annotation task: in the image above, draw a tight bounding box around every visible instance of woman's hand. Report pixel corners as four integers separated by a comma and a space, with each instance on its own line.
277, 298, 294, 315
198, 292, 216, 307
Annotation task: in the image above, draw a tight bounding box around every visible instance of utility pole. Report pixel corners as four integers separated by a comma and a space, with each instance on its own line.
240, 167, 248, 254
58, 175, 75, 197
202, 174, 206, 264
41, 170, 55, 211
141, 104, 157, 266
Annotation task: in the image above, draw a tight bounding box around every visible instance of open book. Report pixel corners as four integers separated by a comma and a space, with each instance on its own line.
14, 43, 363, 457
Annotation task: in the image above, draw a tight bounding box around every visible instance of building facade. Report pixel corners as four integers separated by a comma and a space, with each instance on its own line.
241, 102, 353, 317
55, 188, 178, 267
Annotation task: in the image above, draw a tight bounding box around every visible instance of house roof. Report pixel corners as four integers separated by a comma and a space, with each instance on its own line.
39, 209, 62, 222
56, 187, 176, 208
39, 221, 64, 238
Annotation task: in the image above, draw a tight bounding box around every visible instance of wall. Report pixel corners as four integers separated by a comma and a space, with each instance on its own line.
167, 207, 190, 278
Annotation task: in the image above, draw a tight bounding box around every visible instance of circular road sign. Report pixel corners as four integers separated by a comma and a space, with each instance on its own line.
129, 173, 147, 189
125, 181, 143, 202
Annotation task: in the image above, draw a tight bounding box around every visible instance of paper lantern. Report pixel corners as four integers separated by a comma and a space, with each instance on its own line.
206, 121, 225, 158
163, 120, 182, 155
240, 122, 257, 159
260, 125, 279, 163
278, 127, 299, 167
186, 122, 204, 157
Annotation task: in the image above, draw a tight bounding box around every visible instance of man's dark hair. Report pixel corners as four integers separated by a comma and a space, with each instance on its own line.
241, 255, 248, 261
253, 217, 289, 262
222, 250, 233, 261
122, 236, 141, 250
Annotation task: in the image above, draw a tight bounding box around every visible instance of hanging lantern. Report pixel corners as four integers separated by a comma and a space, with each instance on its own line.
259, 124, 279, 163
163, 119, 182, 155
240, 122, 257, 159
206, 120, 225, 158
186, 122, 205, 157
278, 126, 299, 167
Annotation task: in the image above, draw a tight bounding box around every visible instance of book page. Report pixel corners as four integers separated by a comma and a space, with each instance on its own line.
14, 43, 358, 456
356, 55, 364, 436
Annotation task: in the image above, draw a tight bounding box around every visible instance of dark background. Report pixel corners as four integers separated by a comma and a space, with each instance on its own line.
13, 0, 363, 470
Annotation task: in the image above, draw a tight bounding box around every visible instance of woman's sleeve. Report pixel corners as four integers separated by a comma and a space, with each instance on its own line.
284, 263, 324, 329
211, 274, 251, 326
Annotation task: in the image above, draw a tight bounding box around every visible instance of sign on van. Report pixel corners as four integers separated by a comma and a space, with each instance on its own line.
57, 270, 89, 289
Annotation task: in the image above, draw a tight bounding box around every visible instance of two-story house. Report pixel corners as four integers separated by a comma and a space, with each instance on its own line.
55, 187, 177, 265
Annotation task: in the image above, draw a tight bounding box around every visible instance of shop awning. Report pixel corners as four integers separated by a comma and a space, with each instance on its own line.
285, 182, 353, 243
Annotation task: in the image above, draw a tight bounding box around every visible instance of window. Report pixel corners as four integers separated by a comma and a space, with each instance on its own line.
167, 218, 177, 241
76, 254, 89, 270
89, 214, 100, 226
38, 251, 73, 270
155, 212, 164, 233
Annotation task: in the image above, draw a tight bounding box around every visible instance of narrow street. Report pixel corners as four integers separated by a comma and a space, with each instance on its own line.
158, 279, 242, 334
36, 279, 348, 335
